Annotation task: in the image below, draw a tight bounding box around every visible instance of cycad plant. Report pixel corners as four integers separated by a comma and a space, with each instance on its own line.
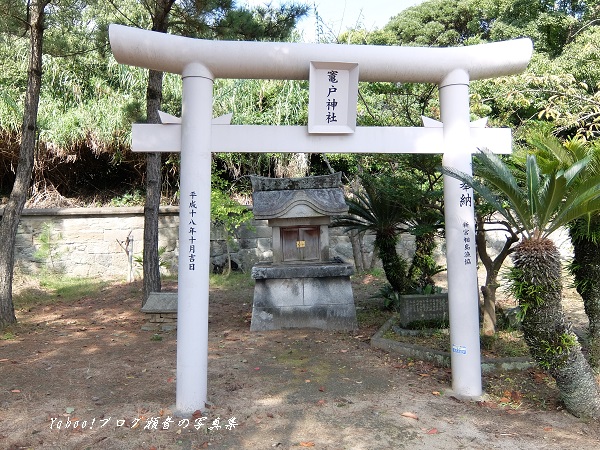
443, 148, 600, 419
335, 175, 418, 294
527, 134, 600, 368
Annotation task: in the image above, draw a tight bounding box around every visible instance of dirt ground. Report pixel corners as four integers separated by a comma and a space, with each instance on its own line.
1, 273, 599, 450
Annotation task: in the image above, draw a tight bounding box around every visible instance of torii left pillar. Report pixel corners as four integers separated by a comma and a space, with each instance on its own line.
175, 63, 214, 416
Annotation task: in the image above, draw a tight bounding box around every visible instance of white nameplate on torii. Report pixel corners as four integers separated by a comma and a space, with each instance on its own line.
132, 113, 510, 154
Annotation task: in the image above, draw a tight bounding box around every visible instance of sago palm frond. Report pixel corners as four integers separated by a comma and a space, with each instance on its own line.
443, 148, 600, 240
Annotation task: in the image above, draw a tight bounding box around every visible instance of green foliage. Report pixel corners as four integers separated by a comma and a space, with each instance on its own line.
336, 175, 416, 293
374, 284, 403, 311
109, 190, 145, 206
209, 271, 253, 289
507, 267, 548, 320
443, 148, 600, 240
214, 3, 309, 41
133, 246, 170, 270
480, 331, 530, 358
0, 329, 16, 340
14, 275, 108, 310
33, 222, 62, 270
211, 172, 253, 237
384, 0, 491, 46
537, 333, 579, 370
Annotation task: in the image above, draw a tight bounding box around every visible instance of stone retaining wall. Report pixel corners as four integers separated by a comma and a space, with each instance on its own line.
10, 207, 179, 279
3, 206, 574, 282
5, 206, 412, 280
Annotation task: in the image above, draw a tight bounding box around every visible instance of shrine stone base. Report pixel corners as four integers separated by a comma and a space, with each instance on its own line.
250, 263, 357, 331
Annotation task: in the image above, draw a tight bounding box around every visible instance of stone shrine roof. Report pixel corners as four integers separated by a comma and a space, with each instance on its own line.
251, 173, 348, 220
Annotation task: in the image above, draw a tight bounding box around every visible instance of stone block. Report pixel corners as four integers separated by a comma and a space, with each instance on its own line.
210, 240, 227, 257
303, 277, 354, 306
253, 225, 273, 239
250, 273, 356, 331
250, 304, 357, 331
238, 238, 257, 250
252, 278, 303, 308
141, 292, 178, 313
256, 238, 272, 253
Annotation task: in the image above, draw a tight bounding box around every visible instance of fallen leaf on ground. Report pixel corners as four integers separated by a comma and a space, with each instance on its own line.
426, 428, 439, 434
10, 389, 21, 393
401, 412, 419, 420
431, 391, 441, 396
299, 442, 315, 447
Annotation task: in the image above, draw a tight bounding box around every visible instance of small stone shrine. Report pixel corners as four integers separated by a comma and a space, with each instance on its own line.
250, 172, 357, 331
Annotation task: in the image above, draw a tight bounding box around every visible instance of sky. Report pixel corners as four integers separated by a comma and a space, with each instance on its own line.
242, 0, 425, 42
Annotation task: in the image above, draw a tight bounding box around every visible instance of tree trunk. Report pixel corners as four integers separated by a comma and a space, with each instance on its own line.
375, 233, 410, 294
513, 238, 600, 419
350, 230, 364, 272
369, 246, 379, 270
407, 231, 437, 290
141, 0, 175, 305
476, 213, 518, 335
142, 154, 162, 304
480, 280, 498, 336
569, 216, 600, 370
142, 70, 164, 305
0, 0, 47, 328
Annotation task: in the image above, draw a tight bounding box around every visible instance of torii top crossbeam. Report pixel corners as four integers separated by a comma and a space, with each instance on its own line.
109, 24, 532, 83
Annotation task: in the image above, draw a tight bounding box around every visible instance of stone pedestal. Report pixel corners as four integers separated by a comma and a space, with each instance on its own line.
250, 263, 357, 331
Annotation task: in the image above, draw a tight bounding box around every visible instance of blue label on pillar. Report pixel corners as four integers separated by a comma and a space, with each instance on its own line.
452, 345, 467, 355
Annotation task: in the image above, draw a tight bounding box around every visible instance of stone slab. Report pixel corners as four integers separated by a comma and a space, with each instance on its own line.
251, 263, 354, 279
141, 292, 178, 313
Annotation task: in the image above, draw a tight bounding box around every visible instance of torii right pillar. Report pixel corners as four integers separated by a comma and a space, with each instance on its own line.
440, 69, 482, 397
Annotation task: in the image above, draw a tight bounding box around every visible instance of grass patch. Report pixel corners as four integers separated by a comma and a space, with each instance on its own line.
385, 325, 530, 358
14, 275, 109, 310
356, 305, 391, 330
1, 330, 17, 340
209, 271, 254, 290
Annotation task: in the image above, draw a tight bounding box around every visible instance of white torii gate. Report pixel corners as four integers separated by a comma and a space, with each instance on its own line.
109, 24, 532, 416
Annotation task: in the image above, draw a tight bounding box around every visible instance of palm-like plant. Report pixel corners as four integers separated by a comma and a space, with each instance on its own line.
335, 175, 419, 295
443, 148, 600, 419
527, 134, 600, 368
